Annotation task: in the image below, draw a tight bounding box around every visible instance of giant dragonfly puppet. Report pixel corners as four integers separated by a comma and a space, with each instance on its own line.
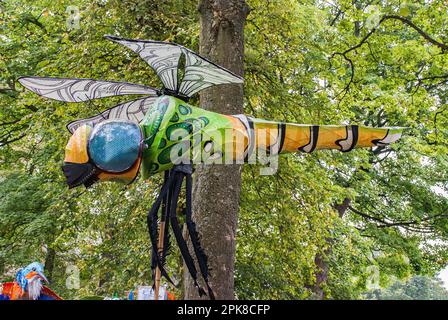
19, 35, 403, 300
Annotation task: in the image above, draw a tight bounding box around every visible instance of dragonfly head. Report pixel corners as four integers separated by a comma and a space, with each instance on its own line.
62, 121, 143, 188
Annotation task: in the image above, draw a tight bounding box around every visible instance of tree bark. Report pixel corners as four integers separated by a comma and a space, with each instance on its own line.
44, 246, 56, 283
309, 198, 351, 299
184, 0, 249, 300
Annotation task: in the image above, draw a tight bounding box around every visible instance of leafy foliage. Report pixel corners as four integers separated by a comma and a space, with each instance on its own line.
1, 0, 448, 299
366, 276, 448, 300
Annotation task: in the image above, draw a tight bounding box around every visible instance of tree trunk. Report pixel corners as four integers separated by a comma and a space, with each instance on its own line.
44, 246, 56, 283
309, 198, 351, 299
184, 0, 249, 300
0, 257, 4, 276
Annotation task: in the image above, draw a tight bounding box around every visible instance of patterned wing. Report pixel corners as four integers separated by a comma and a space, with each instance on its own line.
105, 35, 182, 91
178, 49, 243, 97
67, 96, 158, 133
18, 77, 158, 102
105, 35, 244, 97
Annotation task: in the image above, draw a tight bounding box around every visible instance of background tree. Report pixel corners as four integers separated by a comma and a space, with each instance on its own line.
0, 0, 447, 300
366, 276, 448, 300
184, 0, 250, 300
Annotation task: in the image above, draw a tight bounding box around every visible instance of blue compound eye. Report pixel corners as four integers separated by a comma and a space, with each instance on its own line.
88, 121, 142, 173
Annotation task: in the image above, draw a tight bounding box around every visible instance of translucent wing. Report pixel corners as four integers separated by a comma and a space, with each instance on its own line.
105, 35, 243, 97
67, 96, 157, 133
105, 35, 182, 91
18, 76, 158, 102
178, 49, 243, 97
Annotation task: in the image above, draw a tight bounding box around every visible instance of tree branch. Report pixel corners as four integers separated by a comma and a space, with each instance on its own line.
0, 133, 26, 146
348, 205, 448, 232
329, 14, 447, 102
383, 15, 448, 52
336, 15, 448, 57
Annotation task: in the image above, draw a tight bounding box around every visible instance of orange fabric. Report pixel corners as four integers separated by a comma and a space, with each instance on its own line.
2, 282, 13, 294
1, 282, 24, 300
223, 115, 249, 161
2, 282, 15, 297
25, 271, 38, 280
97, 155, 142, 183
167, 291, 175, 300
282, 125, 311, 152
253, 121, 279, 149
64, 125, 91, 164
1, 282, 62, 300
315, 126, 347, 149
357, 127, 388, 147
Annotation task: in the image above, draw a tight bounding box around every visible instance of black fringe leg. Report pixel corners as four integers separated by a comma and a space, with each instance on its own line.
168, 171, 206, 297
184, 173, 215, 299
147, 172, 176, 286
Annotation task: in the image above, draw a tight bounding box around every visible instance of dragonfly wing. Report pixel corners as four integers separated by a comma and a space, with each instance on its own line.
105, 35, 244, 97
18, 76, 158, 102
105, 35, 181, 92
178, 49, 243, 97
66, 96, 158, 133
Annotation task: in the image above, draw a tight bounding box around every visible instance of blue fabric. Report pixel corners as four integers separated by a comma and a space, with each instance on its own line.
16, 269, 27, 291
0, 292, 58, 300
37, 294, 58, 300
89, 121, 141, 172
16, 262, 44, 291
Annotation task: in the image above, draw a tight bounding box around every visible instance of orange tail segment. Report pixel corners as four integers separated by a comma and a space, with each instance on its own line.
226, 115, 402, 160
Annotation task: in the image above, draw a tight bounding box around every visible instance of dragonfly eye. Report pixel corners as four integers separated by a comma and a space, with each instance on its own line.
88, 121, 142, 173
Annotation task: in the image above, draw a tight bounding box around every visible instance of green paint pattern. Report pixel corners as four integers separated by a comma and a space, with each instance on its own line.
140, 95, 234, 178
